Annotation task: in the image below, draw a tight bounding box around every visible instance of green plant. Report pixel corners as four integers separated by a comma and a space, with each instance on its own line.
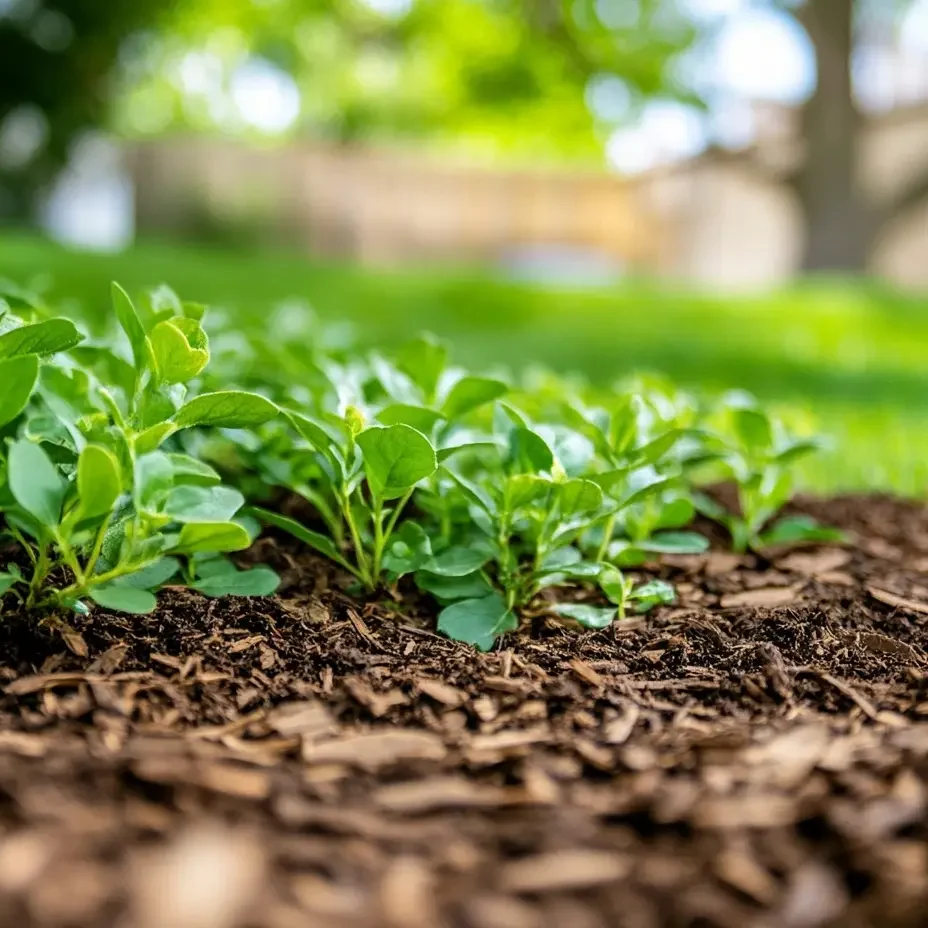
694, 396, 843, 553
0, 284, 280, 616
251, 410, 438, 592
418, 403, 681, 650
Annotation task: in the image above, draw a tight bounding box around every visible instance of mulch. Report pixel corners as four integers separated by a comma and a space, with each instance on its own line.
3, 494, 928, 928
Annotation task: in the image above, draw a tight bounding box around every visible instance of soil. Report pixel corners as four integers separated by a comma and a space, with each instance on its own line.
2, 494, 928, 928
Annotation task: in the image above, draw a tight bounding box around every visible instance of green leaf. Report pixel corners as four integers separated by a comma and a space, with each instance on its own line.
436, 441, 498, 463
192, 565, 280, 598
111, 282, 151, 375
631, 579, 676, 612
112, 557, 181, 589
437, 593, 516, 651
424, 544, 494, 577
774, 439, 822, 465
552, 603, 617, 629
286, 411, 342, 452
396, 335, 447, 402
89, 586, 158, 614
0, 572, 17, 596
442, 376, 507, 419
377, 404, 445, 433
150, 319, 209, 384
599, 567, 631, 606
7, 439, 65, 528
249, 507, 351, 569
174, 391, 278, 429
557, 478, 604, 515
757, 515, 846, 549
655, 497, 695, 530
0, 318, 83, 360
0, 355, 39, 428
733, 408, 773, 452
162, 485, 244, 523
509, 427, 554, 474
505, 474, 551, 510
630, 429, 682, 467
637, 531, 709, 555
172, 521, 252, 554
445, 469, 496, 515
134, 422, 177, 454
166, 454, 221, 486
77, 445, 122, 519
415, 569, 493, 603
357, 424, 437, 499
382, 521, 432, 576
135, 452, 175, 510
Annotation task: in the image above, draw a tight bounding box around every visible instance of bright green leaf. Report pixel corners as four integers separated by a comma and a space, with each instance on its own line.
509, 427, 554, 474
733, 408, 773, 452
437, 593, 516, 651
112, 557, 181, 590
249, 507, 352, 570
0, 318, 83, 360
557, 478, 603, 514
552, 603, 617, 629
7, 439, 65, 528
89, 586, 158, 614
150, 319, 209, 384
174, 391, 278, 429
424, 544, 494, 577
192, 565, 280, 598
377, 404, 445, 433
357, 424, 437, 499
111, 282, 151, 375
77, 445, 121, 519
172, 521, 252, 554
442, 376, 507, 419
162, 485, 244, 523
0, 355, 39, 428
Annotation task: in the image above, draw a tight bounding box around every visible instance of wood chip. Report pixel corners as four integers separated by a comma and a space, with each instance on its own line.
267, 701, 336, 739
720, 585, 802, 609
778, 549, 851, 575
499, 850, 630, 893
603, 705, 640, 745
868, 587, 928, 617
5, 673, 103, 696
373, 777, 505, 812
416, 679, 466, 707
303, 731, 447, 769
569, 659, 605, 688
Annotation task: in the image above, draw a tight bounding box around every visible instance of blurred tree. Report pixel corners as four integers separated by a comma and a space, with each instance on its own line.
763, 0, 928, 272
0, 0, 171, 223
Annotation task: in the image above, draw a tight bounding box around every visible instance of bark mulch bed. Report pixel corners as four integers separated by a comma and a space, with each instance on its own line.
3, 495, 928, 928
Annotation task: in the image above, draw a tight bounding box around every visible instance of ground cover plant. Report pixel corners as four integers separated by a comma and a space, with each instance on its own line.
2, 276, 839, 651
0, 282, 281, 619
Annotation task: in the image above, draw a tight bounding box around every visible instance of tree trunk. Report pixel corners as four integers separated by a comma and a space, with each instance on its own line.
794, 0, 877, 273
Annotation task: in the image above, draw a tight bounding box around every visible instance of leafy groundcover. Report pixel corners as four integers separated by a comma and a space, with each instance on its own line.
1, 282, 928, 927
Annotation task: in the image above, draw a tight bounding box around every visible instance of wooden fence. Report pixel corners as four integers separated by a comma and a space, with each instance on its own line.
130, 138, 663, 268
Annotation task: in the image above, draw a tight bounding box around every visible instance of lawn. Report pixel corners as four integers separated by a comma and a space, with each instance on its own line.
3, 232, 926, 495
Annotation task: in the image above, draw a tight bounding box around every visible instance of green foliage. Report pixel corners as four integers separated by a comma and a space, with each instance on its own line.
0, 283, 280, 617
1, 273, 836, 652
693, 395, 843, 553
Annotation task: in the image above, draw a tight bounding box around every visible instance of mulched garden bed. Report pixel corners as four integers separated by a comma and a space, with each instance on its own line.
2, 494, 928, 928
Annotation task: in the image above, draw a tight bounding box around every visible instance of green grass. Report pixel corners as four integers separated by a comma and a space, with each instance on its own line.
2, 233, 926, 496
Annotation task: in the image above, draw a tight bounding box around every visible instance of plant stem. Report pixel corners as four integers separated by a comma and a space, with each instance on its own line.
596, 512, 617, 563
340, 493, 373, 590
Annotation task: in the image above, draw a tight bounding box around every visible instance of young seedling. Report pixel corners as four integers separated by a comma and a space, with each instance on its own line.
251, 408, 438, 592
0, 283, 280, 616
552, 568, 675, 629
419, 404, 678, 650
694, 397, 843, 553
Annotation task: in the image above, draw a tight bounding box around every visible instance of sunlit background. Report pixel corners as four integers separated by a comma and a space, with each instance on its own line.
2, 0, 928, 493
